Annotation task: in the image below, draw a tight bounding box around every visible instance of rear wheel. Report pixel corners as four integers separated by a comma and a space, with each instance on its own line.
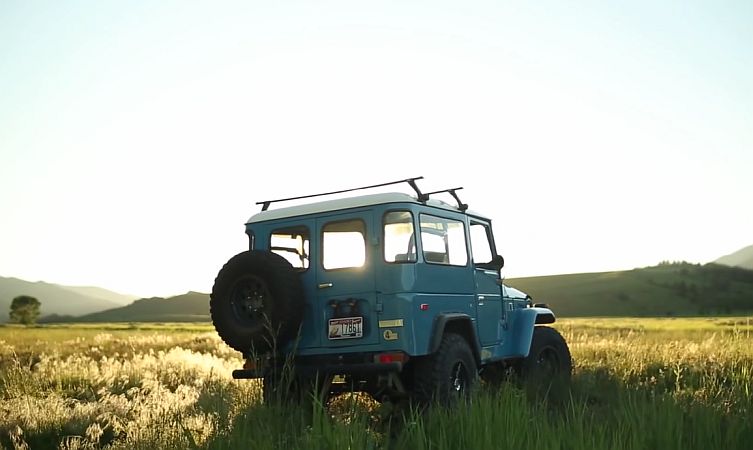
413, 333, 478, 405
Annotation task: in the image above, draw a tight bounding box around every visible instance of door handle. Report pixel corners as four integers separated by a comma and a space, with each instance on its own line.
318, 282, 333, 289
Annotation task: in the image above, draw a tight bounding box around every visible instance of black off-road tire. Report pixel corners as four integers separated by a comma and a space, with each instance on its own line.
412, 333, 478, 406
210, 250, 304, 353
518, 326, 572, 383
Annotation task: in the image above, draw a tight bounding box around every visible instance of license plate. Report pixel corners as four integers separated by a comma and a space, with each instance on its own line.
328, 316, 363, 340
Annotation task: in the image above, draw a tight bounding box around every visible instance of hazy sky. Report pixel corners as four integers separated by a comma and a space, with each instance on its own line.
1, 0, 751, 298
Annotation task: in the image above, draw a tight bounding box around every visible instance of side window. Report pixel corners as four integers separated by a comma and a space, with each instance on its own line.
270, 226, 310, 269
419, 214, 468, 266
384, 211, 416, 263
322, 220, 366, 270
470, 223, 493, 265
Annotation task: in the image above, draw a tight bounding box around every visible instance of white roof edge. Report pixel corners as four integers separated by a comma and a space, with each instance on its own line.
247, 192, 482, 223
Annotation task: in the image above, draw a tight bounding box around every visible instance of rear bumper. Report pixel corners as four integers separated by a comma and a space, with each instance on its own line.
232, 361, 403, 379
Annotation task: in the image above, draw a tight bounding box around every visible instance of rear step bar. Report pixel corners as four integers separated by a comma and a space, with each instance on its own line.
232, 361, 403, 379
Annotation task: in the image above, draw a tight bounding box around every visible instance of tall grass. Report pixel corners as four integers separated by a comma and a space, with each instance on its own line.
1, 318, 751, 449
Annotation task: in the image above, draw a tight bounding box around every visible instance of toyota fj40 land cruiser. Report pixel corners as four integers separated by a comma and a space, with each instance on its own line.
211, 177, 571, 404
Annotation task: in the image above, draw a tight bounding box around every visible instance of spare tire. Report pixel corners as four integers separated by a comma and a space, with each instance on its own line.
210, 250, 304, 353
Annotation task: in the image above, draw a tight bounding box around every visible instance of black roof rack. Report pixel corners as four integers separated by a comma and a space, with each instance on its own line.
255, 176, 469, 212
423, 187, 468, 211
256, 177, 427, 211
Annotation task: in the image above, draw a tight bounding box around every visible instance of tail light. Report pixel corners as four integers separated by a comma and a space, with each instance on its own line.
374, 352, 409, 364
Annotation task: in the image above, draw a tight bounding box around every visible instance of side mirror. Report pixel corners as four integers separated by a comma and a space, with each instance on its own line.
491, 254, 505, 270
477, 254, 504, 271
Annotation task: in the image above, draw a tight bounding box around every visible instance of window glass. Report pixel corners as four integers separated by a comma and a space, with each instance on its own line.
419, 214, 468, 266
323, 220, 366, 270
470, 223, 493, 265
270, 226, 310, 269
384, 211, 416, 263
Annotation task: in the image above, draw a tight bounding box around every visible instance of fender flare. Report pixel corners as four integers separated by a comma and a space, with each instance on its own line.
428, 313, 481, 363
509, 307, 557, 358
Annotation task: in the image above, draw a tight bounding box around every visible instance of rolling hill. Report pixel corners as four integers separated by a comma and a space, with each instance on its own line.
16, 260, 753, 323
507, 262, 753, 317
59, 285, 136, 306
0, 276, 138, 321
70, 291, 210, 322
715, 244, 753, 270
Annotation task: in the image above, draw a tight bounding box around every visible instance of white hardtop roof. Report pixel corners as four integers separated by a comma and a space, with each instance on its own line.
247, 192, 487, 224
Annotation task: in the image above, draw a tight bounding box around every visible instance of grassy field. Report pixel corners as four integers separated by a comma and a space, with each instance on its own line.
1, 319, 751, 449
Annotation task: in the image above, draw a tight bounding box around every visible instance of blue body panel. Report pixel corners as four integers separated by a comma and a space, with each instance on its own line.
245, 199, 549, 363
487, 307, 551, 360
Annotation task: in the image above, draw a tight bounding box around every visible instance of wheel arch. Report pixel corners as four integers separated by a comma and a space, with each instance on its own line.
535, 310, 556, 325
428, 313, 481, 364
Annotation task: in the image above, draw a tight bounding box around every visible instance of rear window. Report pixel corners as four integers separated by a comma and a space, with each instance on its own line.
270, 226, 310, 269
322, 219, 366, 270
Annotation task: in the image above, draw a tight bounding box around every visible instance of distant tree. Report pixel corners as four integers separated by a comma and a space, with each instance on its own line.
9, 295, 41, 325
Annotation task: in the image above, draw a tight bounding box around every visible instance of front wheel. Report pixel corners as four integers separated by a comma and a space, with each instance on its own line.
519, 326, 572, 383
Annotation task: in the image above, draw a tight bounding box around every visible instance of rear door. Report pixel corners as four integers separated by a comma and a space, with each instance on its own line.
266, 219, 319, 348
315, 210, 379, 347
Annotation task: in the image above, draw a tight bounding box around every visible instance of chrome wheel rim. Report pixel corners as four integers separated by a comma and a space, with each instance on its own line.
450, 361, 469, 394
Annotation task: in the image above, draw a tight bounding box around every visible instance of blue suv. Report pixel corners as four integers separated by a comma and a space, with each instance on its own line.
211, 177, 571, 404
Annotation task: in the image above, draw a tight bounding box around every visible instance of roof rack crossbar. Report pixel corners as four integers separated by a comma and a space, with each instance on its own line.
423, 187, 468, 211
256, 176, 426, 211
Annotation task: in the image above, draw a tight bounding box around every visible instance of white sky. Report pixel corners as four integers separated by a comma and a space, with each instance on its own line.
1, 0, 751, 298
